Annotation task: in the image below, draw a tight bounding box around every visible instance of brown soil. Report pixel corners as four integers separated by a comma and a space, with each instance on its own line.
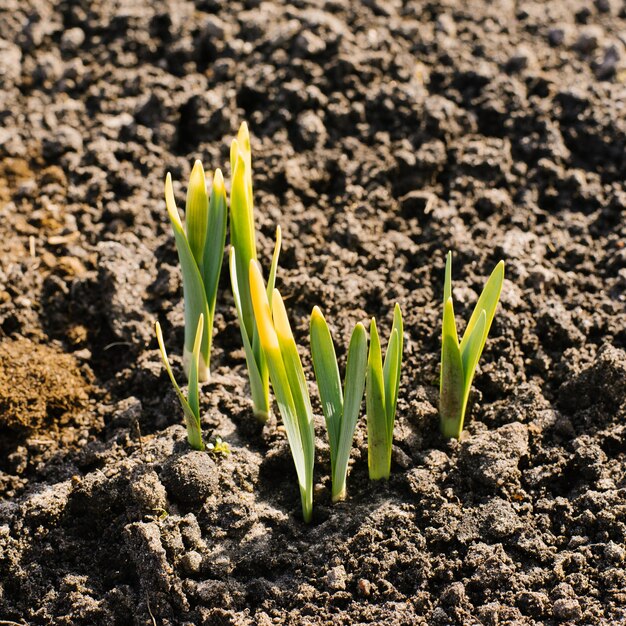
1, 0, 625, 625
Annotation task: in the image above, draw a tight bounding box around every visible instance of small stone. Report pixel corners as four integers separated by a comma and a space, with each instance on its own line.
604, 541, 626, 564
61, 27, 85, 53
180, 551, 203, 575
358, 578, 371, 596
441, 582, 465, 606
548, 28, 565, 47
326, 565, 347, 591
296, 110, 327, 148
553, 597, 582, 621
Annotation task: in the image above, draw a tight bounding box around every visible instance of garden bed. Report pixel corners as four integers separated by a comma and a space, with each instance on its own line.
1, 0, 625, 624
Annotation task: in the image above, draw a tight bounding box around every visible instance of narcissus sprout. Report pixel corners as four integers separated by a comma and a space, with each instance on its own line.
440, 252, 505, 439
164, 161, 227, 381
249, 260, 315, 522
155, 314, 205, 451
366, 304, 404, 481
229, 122, 282, 421
310, 307, 367, 502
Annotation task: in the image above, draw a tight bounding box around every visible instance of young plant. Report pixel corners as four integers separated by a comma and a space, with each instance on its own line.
310, 308, 367, 502
249, 260, 315, 522
229, 122, 281, 421
366, 304, 403, 481
155, 314, 205, 450
440, 252, 505, 439
164, 161, 227, 381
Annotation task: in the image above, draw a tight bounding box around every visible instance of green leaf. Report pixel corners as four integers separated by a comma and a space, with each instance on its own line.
366, 318, 388, 480
333, 321, 367, 501
440, 255, 504, 439
165, 174, 210, 381
187, 314, 204, 426
201, 169, 227, 322
266, 226, 282, 301
186, 160, 209, 269
272, 290, 315, 468
383, 328, 399, 437
310, 307, 343, 468
439, 298, 464, 439
444, 251, 452, 304
155, 320, 204, 450
383, 303, 403, 437
249, 262, 314, 522
229, 248, 269, 420
230, 151, 257, 339
459, 260, 504, 360
461, 309, 487, 396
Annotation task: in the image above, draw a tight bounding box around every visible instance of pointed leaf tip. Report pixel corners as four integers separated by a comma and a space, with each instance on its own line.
213, 168, 224, 189
311, 305, 324, 321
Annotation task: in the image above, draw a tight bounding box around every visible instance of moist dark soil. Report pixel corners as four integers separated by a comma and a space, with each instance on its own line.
1, 0, 626, 624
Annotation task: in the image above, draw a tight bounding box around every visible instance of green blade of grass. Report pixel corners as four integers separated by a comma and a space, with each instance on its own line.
444, 251, 453, 304
249, 261, 314, 522
439, 298, 464, 439
383, 328, 399, 438
333, 321, 367, 501
230, 151, 257, 339
272, 289, 315, 487
229, 248, 269, 421
250, 227, 282, 416
459, 260, 504, 358
366, 318, 388, 480
266, 226, 282, 300
187, 314, 204, 429
165, 173, 211, 380
201, 169, 227, 322
155, 320, 204, 450
310, 306, 343, 467
460, 309, 487, 398
185, 160, 209, 269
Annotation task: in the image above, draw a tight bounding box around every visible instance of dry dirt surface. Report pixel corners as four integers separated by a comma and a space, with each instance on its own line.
1, 0, 626, 624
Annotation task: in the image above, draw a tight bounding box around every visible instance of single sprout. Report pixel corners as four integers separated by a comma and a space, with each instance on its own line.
207, 436, 231, 458
229, 122, 281, 421
164, 160, 227, 382
366, 304, 403, 481
310, 307, 367, 502
249, 260, 315, 522
440, 252, 505, 439
155, 314, 205, 451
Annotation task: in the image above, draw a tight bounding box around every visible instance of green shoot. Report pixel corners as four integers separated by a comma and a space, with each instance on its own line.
164, 161, 227, 381
249, 260, 315, 522
366, 304, 403, 481
229, 122, 281, 421
440, 252, 505, 439
155, 314, 205, 450
207, 436, 231, 458
310, 307, 367, 502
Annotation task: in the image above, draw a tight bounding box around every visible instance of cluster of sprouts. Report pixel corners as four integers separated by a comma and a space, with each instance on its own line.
156, 123, 504, 521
